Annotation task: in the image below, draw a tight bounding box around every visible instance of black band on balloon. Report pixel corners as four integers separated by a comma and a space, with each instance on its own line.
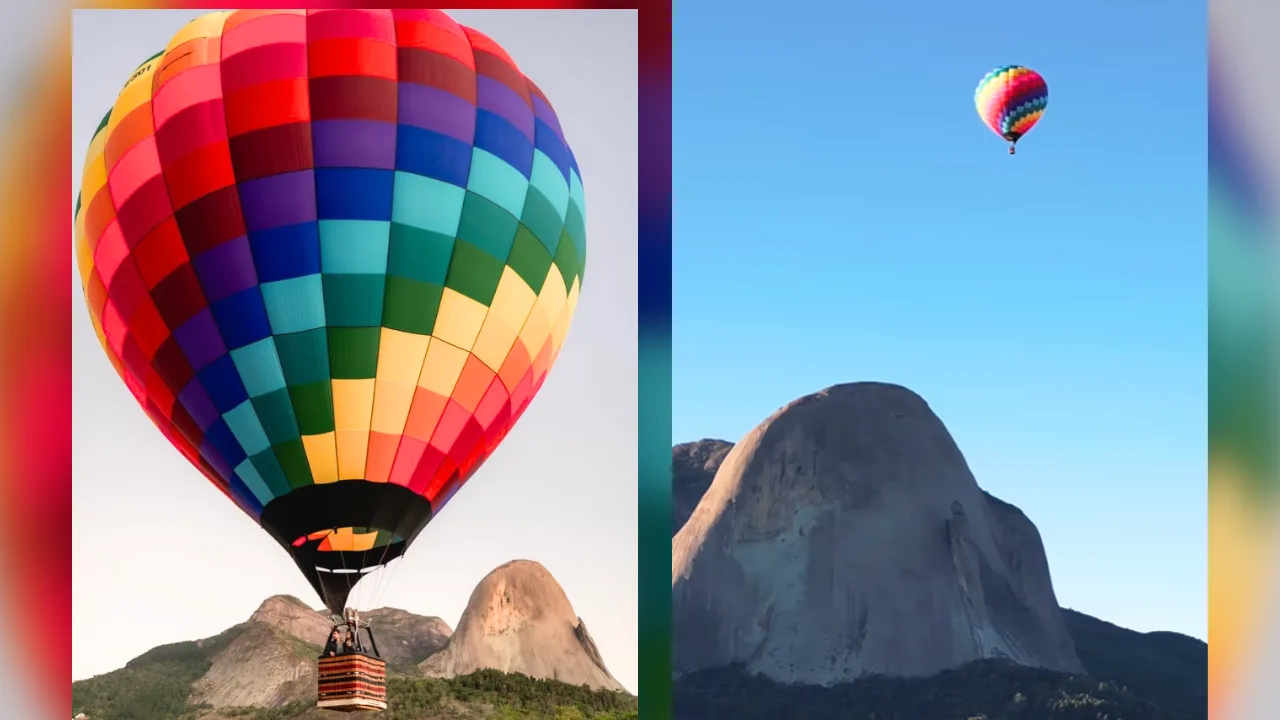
260, 480, 435, 551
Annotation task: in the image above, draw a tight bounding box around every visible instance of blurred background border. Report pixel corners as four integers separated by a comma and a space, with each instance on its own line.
1209, 1, 1280, 718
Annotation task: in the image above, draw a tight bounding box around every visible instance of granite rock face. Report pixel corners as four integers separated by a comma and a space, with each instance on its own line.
672, 382, 1082, 684
420, 560, 625, 691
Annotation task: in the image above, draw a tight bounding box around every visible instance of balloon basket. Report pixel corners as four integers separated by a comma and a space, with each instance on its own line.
317, 652, 387, 713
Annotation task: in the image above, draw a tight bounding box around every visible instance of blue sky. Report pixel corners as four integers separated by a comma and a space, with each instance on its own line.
673, 0, 1207, 640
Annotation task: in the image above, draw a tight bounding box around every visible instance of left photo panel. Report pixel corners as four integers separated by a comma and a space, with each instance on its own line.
70, 9, 638, 719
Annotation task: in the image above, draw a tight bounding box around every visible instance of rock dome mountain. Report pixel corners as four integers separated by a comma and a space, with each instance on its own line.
421, 559, 625, 691
672, 382, 1082, 683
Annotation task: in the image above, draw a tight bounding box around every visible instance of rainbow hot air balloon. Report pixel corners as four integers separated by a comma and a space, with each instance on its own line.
974, 65, 1048, 155
73, 9, 586, 617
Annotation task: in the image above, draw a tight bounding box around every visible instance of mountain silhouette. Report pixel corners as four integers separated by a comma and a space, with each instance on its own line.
71, 561, 635, 720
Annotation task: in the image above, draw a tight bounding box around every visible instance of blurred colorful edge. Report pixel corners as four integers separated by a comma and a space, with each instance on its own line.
1209, 3, 1280, 718
0, 2, 668, 719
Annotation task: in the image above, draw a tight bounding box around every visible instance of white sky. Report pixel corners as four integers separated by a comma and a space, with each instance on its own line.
70, 9, 638, 693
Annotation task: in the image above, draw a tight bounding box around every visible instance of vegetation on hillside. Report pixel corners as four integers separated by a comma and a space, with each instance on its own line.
387, 670, 635, 720
1063, 608, 1207, 713
673, 658, 1202, 720
194, 671, 636, 720
71, 624, 245, 720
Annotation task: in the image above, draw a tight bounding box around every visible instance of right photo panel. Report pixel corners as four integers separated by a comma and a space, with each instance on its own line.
671, 2, 1207, 719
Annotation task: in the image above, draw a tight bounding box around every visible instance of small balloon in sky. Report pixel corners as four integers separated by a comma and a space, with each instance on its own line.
974, 65, 1048, 155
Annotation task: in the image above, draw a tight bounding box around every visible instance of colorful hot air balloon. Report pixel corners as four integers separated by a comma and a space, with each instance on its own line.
73, 9, 586, 616
974, 65, 1048, 155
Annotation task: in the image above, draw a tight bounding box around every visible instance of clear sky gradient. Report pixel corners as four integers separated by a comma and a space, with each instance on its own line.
673, 0, 1207, 641
71, 9, 638, 690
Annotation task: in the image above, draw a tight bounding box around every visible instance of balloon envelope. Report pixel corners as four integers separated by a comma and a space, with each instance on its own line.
974, 65, 1048, 143
74, 9, 586, 613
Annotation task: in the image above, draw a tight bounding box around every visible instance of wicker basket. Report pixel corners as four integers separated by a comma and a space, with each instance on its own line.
316, 652, 387, 712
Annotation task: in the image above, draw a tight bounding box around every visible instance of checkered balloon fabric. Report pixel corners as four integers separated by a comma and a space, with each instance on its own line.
74, 9, 586, 610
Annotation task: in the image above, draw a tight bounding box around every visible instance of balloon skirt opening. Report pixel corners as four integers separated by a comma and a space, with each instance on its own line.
261, 481, 435, 613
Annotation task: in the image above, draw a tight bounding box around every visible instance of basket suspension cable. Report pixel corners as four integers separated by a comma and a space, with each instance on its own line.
365, 531, 400, 613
